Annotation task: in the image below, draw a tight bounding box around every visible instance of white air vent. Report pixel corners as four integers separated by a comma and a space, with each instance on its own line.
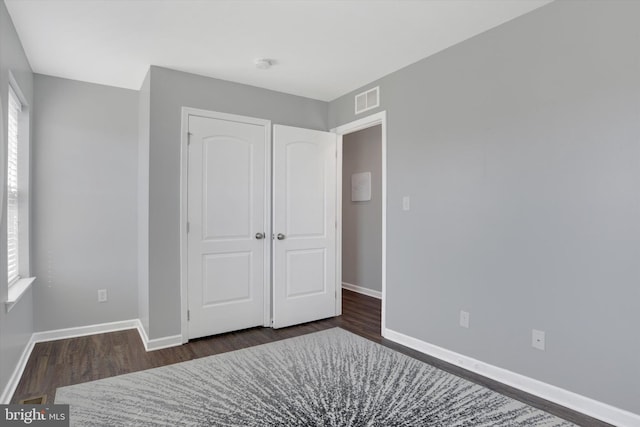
355, 86, 380, 115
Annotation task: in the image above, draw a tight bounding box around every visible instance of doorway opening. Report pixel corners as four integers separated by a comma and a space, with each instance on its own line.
334, 111, 387, 336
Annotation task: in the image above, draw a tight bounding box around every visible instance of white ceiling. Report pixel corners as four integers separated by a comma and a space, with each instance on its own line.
5, 0, 552, 102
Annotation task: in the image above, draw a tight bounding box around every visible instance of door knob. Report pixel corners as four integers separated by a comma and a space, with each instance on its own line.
255, 232, 265, 240
276, 233, 286, 240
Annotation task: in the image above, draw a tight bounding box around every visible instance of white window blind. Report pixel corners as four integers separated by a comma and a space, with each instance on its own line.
7, 86, 21, 285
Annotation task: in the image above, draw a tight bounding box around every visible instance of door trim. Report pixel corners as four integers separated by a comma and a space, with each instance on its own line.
179, 107, 272, 343
332, 111, 387, 336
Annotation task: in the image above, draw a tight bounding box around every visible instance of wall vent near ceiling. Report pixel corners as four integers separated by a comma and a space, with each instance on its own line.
355, 86, 380, 115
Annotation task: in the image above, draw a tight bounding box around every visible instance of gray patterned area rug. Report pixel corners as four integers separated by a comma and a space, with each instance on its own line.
56, 328, 574, 426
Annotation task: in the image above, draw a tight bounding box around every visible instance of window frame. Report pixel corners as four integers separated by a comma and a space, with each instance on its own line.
7, 84, 21, 286
5, 75, 34, 312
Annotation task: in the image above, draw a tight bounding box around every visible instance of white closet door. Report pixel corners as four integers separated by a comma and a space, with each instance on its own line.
272, 125, 337, 328
187, 114, 268, 339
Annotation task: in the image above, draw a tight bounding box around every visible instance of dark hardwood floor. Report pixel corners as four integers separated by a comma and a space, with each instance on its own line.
12, 289, 609, 426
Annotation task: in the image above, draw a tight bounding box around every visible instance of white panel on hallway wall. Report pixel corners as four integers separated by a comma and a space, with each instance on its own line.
351, 172, 371, 201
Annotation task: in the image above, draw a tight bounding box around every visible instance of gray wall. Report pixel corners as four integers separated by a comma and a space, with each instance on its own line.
145, 66, 328, 339
33, 74, 138, 331
342, 125, 382, 292
329, 0, 640, 415
137, 71, 150, 336
0, 0, 34, 401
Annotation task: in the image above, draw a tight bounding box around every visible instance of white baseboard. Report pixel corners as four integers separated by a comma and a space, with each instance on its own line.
342, 282, 382, 299
134, 319, 182, 351
383, 328, 640, 427
1, 318, 183, 403
0, 336, 36, 404
2, 319, 140, 404
31, 319, 140, 343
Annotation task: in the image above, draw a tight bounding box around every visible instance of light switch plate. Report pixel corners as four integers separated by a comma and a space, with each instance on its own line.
459, 310, 470, 328
402, 196, 410, 211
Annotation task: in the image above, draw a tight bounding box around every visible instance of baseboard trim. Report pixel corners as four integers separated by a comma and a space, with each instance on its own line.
0, 336, 36, 404
342, 282, 382, 299
1, 318, 184, 403
31, 319, 140, 343
135, 319, 182, 351
383, 328, 640, 427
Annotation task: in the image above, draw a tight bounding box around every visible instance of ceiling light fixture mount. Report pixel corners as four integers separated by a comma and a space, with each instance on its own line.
254, 58, 273, 70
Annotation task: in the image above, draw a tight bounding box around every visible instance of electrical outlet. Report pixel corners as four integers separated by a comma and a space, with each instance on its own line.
98, 289, 108, 303
459, 310, 470, 328
532, 329, 545, 351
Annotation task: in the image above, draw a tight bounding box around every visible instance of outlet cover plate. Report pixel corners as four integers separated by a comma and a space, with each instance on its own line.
532, 329, 545, 351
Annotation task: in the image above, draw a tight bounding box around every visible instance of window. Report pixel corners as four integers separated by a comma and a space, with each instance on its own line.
5, 79, 33, 311
7, 85, 21, 286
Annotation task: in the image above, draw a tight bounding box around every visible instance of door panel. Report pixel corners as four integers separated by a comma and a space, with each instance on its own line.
286, 248, 326, 297
202, 252, 252, 304
187, 114, 267, 339
272, 125, 337, 328
286, 142, 325, 236
203, 137, 252, 239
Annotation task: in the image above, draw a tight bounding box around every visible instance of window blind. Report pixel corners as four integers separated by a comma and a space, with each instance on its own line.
7, 86, 21, 285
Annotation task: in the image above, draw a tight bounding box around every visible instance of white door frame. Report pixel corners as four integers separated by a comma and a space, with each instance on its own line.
332, 111, 387, 335
179, 107, 272, 343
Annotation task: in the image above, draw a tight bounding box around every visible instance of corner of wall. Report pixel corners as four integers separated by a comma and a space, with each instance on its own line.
137, 70, 151, 339
0, 0, 36, 404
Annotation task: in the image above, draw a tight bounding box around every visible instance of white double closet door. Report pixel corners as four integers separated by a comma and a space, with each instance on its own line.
187, 111, 337, 339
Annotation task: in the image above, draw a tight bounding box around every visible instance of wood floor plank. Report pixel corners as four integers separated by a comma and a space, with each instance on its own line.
10, 289, 608, 426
